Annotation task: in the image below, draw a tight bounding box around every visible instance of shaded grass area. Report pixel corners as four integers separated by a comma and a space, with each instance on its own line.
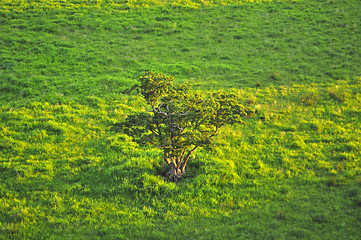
1, 0, 361, 239
1, 0, 360, 103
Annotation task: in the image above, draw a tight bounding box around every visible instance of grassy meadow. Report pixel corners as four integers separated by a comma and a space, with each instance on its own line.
1, 0, 361, 239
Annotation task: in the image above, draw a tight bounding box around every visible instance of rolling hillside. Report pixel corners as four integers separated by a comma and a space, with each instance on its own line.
1, 0, 360, 239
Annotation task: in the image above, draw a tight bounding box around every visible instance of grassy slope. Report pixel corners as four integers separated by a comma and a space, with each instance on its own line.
1, 0, 361, 102
1, 0, 361, 239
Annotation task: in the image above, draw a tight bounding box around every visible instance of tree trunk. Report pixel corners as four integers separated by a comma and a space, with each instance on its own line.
165, 147, 198, 181
163, 150, 171, 165
167, 158, 184, 181
180, 146, 197, 174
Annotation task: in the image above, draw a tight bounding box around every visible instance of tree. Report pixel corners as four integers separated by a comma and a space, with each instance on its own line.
118, 71, 255, 180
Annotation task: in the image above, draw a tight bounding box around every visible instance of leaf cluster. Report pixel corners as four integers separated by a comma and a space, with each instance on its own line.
120, 71, 255, 155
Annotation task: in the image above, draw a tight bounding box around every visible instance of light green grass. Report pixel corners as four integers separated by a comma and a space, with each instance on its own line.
1, 0, 361, 239
0, 0, 295, 12
1, 80, 360, 239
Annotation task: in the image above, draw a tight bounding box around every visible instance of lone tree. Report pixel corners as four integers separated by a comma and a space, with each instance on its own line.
119, 71, 255, 180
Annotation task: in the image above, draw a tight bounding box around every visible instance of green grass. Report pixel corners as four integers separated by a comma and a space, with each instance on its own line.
1, 0, 361, 239
1, 0, 360, 103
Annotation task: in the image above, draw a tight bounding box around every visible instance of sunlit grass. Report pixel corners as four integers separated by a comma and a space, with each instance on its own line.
1, 80, 360, 238
0, 0, 298, 12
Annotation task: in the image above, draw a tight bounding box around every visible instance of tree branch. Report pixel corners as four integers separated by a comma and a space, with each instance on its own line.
208, 124, 224, 140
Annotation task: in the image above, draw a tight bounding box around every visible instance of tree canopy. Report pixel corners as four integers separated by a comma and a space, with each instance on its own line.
119, 71, 255, 180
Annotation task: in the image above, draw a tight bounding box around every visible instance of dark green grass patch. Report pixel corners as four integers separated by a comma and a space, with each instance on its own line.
1, 0, 361, 103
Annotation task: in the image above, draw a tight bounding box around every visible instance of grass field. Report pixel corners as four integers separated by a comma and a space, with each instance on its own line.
1, 0, 361, 239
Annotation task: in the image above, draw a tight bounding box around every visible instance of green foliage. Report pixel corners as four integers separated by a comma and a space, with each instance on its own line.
120, 71, 254, 179
139, 71, 176, 106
